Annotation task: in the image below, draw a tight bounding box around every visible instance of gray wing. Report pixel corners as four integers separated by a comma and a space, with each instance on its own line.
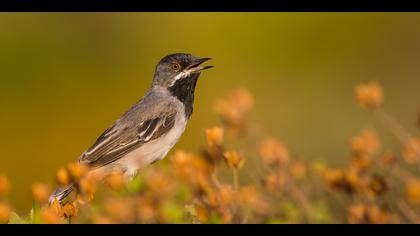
79, 110, 177, 169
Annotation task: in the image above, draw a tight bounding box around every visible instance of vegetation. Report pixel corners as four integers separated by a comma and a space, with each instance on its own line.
1, 82, 420, 224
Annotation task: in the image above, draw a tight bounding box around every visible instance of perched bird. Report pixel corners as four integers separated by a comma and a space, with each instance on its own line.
49, 53, 213, 203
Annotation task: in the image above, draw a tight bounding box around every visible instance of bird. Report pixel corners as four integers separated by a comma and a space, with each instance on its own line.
49, 53, 213, 203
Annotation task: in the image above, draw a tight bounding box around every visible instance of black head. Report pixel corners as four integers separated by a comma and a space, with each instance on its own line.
152, 53, 213, 118
152, 53, 212, 88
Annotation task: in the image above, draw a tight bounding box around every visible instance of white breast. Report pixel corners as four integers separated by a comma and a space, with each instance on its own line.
115, 112, 187, 178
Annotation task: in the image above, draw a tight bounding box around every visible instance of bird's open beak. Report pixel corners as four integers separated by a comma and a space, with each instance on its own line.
186, 57, 213, 73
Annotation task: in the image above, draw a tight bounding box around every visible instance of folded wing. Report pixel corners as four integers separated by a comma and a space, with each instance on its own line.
79, 111, 177, 169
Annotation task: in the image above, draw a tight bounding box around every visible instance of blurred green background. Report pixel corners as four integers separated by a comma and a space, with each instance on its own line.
1, 13, 420, 212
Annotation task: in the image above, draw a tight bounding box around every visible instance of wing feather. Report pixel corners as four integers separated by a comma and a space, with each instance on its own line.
79, 110, 177, 169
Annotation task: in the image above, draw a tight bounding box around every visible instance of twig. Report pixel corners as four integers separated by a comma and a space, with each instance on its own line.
397, 201, 420, 224
375, 109, 411, 144
210, 168, 222, 190
286, 173, 313, 223
375, 109, 420, 169
233, 169, 239, 191
391, 164, 417, 182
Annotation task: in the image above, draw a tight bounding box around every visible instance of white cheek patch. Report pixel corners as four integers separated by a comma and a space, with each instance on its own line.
169, 70, 192, 87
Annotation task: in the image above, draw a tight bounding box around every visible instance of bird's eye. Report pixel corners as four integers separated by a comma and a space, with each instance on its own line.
171, 63, 181, 71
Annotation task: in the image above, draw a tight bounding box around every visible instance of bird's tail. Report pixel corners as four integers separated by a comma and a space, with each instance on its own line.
48, 184, 75, 205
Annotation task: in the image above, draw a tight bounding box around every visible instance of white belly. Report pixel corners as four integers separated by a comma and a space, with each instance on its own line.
115, 114, 187, 178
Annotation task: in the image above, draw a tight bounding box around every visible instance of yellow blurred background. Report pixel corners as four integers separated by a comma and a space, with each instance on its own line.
1, 13, 420, 212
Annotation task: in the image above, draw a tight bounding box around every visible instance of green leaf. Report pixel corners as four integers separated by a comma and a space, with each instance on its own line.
160, 202, 184, 223
176, 184, 192, 202
309, 201, 332, 224
8, 212, 28, 224
184, 204, 197, 217
29, 208, 34, 220
127, 176, 145, 193
266, 218, 286, 224
282, 202, 301, 222
207, 213, 223, 224
184, 204, 199, 224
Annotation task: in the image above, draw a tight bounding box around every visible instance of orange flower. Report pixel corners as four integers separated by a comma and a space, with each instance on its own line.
77, 177, 96, 202
0, 174, 10, 196
204, 126, 225, 164
205, 126, 224, 148
218, 186, 235, 207
137, 196, 157, 223
191, 157, 213, 176
348, 204, 389, 224
223, 151, 245, 169
172, 150, 192, 164
264, 173, 278, 194
195, 206, 209, 223
382, 151, 397, 166
145, 170, 174, 197
93, 214, 116, 224
406, 179, 420, 205
56, 167, 70, 187
0, 202, 11, 224
365, 206, 390, 224
208, 185, 235, 208
207, 186, 235, 223
40, 206, 63, 224
172, 151, 211, 193
49, 199, 62, 215
351, 129, 380, 156
324, 168, 345, 191
348, 203, 366, 224
291, 161, 307, 180
190, 172, 211, 195
31, 182, 50, 204
351, 154, 372, 172
104, 198, 136, 223
172, 150, 194, 179
367, 174, 388, 198
259, 137, 290, 167
238, 185, 257, 205
264, 172, 286, 194
106, 171, 126, 190
324, 168, 361, 194
354, 81, 383, 110
67, 162, 89, 180
61, 202, 78, 219
344, 169, 362, 194
213, 88, 254, 131
403, 138, 420, 164
220, 208, 233, 224
238, 185, 268, 214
